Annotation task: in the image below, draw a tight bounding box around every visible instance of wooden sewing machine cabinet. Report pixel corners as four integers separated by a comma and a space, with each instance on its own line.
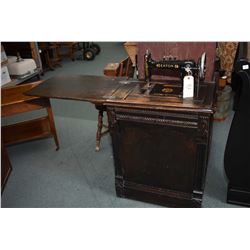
106, 81, 215, 207
27, 75, 215, 207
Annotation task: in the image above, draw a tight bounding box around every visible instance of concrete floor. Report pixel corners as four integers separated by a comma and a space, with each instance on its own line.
1, 42, 239, 207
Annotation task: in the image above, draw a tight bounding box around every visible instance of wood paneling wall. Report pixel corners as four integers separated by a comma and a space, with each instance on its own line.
137, 42, 216, 81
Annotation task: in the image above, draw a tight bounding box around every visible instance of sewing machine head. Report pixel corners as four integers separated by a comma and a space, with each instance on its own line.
144, 50, 206, 98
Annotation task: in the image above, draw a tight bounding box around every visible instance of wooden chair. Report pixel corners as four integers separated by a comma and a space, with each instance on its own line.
103, 57, 134, 77
39, 42, 62, 72
56, 42, 78, 61
95, 105, 109, 151
118, 57, 134, 77
95, 57, 134, 151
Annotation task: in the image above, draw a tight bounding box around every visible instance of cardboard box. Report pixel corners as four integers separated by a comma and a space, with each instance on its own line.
104, 63, 120, 76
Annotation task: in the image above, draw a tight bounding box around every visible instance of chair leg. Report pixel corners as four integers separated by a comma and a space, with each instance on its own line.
96, 109, 103, 151
46, 102, 60, 151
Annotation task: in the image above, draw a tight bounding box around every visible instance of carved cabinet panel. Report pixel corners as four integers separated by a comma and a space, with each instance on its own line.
107, 107, 213, 207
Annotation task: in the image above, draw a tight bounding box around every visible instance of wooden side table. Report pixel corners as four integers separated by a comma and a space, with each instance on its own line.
1, 81, 59, 150
38, 42, 62, 72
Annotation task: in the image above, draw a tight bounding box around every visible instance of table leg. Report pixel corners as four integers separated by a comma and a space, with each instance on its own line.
96, 109, 104, 151
46, 102, 59, 150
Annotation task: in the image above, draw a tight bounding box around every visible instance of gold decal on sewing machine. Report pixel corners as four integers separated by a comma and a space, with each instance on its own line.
156, 64, 179, 69
162, 87, 174, 93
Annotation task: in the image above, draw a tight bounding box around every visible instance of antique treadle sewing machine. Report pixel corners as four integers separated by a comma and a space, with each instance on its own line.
25, 48, 215, 207
142, 49, 206, 99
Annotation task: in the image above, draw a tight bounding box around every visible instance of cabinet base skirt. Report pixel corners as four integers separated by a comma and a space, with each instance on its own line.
115, 178, 202, 208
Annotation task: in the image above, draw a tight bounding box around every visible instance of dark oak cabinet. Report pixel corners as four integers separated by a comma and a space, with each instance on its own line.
108, 107, 213, 207
27, 75, 215, 207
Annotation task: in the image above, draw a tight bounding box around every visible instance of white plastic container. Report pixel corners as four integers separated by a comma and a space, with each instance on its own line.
7, 58, 37, 78
7, 56, 18, 64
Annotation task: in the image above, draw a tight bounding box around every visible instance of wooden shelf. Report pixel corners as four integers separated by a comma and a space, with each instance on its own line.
1, 81, 42, 107
2, 117, 53, 146
1, 81, 60, 192
1, 81, 59, 150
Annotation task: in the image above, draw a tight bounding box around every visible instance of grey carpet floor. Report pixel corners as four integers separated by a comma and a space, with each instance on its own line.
1, 42, 239, 208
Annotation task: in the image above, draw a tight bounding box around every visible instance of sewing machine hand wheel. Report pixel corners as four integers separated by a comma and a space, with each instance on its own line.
198, 52, 206, 79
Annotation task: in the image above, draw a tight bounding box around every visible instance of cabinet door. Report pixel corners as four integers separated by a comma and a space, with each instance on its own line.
108, 107, 206, 194
117, 120, 197, 193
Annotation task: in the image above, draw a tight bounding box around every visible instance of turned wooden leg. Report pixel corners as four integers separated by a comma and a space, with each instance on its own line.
46, 100, 60, 150
96, 109, 104, 151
